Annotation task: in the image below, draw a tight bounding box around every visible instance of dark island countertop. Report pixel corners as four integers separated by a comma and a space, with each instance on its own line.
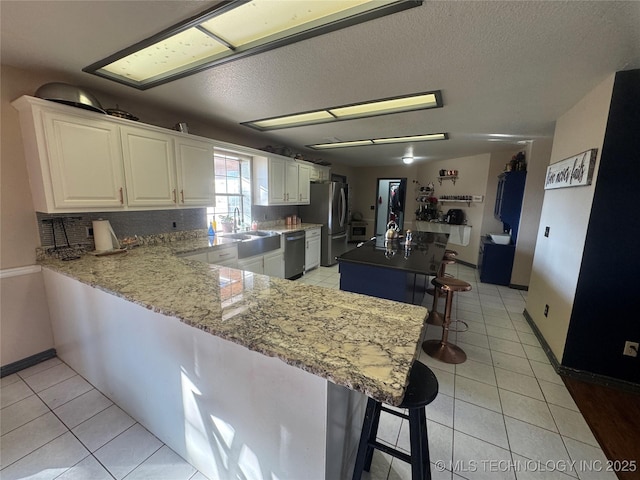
337, 232, 450, 276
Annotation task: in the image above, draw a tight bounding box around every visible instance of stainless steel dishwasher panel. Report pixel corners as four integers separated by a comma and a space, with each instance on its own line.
284, 230, 305, 279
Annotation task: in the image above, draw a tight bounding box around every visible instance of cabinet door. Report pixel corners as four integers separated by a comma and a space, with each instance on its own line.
297, 163, 311, 204
42, 110, 125, 210
238, 255, 264, 275
264, 251, 284, 278
175, 138, 215, 206
268, 157, 287, 204
305, 228, 322, 272
285, 161, 299, 203
121, 126, 176, 207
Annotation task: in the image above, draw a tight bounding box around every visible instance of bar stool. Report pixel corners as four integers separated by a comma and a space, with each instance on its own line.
426, 250, 457, 296
422, 277, 471, 364
352, 361, 439, 480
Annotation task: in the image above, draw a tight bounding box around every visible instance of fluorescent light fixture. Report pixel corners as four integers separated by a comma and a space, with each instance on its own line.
84, 0, 423, 89
250, 111, 334, 129
308, 132, 447, 149
244, 90, 443, 131
329, 92, 439, 119
309, 140, 374, 149
402, 156, 414, 164
372, 133, 447, 144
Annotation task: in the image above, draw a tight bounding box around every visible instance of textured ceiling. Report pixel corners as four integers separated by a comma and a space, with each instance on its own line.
2, 0, 639, 167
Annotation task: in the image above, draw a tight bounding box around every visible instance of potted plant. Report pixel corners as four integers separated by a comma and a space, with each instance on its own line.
218, 215, 234, 233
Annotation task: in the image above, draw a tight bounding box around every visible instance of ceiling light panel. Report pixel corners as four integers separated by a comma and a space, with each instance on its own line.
85, 0, 422, 89
329, 92, 440, 119
99, 28, 229, 83
250, 110, 334, 129
309, 140, 374, 149
200, 1, 391, 50
244, 90, 443, 131
308, 133, 447, 149
372, 133, 447, 144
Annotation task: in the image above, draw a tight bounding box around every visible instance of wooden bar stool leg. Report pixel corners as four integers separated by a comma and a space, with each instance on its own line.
409, 407, 431, 480
352, 398, 379, 480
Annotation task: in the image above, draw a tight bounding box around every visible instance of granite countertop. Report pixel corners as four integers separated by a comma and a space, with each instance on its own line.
38, 237, 428, 406
337, 232, 450, 276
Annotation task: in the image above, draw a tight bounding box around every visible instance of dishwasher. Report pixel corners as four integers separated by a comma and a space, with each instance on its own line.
284, 230, 305, 280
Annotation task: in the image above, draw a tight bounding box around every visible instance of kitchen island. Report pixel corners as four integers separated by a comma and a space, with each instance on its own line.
337, 232, 449, 304
38, 235, 429, 480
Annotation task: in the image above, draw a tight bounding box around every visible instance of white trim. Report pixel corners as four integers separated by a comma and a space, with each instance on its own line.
0, 265, 42, 279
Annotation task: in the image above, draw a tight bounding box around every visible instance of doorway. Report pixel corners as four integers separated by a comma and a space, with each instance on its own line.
374, 178, 407, 236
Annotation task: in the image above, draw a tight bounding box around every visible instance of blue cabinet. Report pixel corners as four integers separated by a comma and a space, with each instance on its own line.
479, 237, 515, 286
494, 171, 526, 242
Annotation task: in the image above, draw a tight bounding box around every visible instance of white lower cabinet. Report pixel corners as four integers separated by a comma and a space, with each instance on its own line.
238, 249, 284, 278
263, 249, 285, 278
305, 227, 322, 272
208, 246, 238, 268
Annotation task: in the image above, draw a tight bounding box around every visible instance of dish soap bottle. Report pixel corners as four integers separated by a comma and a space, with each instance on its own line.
208, 220, 216, 236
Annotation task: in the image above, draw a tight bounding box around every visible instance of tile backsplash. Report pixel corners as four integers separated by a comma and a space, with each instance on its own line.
36, 209, 206, 248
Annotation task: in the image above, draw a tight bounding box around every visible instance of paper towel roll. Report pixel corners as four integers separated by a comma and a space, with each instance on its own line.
93, 219, 120, 252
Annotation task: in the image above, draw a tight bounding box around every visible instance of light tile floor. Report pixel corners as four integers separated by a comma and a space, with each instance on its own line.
299, 262, 615, 480
0, 262, 614, 480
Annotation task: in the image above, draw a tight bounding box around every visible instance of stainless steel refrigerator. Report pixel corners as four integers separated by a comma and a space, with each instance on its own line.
299, 182, 348, 266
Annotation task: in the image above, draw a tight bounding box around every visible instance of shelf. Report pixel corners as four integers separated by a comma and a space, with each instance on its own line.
437, 175, 458, 185
439, 195, 484, 206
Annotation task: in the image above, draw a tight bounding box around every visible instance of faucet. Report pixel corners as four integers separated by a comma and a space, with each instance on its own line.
233, 207, 240, 233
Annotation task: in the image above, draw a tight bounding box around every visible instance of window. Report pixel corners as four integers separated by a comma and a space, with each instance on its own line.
207, 150, 251, 230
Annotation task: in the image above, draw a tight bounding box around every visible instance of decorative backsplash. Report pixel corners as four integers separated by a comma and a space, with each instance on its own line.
36, 209, 207, 248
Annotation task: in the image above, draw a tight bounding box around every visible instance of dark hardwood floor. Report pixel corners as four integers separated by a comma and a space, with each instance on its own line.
563, 376, 640, 480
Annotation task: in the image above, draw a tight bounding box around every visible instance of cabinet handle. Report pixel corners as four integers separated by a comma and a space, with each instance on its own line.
173, 189, 177, 203
181, 190, 184, 203
119, 187, 124, 204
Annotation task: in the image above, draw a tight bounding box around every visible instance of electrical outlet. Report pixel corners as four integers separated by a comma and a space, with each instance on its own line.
172, 221, 177, 229
623, 341, 639, 357
544, 226, 550, 237
544, 304, 549, 317
86, 227, 94, 238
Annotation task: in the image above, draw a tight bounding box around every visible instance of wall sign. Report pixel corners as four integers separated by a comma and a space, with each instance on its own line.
544, 149, 597, 190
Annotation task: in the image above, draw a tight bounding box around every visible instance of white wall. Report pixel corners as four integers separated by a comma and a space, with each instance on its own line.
417, 154, 492, 265
525, 74, 614, 361
511, 138, 553, 287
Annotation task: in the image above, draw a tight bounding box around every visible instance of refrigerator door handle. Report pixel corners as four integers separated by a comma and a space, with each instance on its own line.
339, 187, 346, 228
332, 233, 347, 240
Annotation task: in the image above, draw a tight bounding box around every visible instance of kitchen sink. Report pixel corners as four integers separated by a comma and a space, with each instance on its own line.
218, 230, 281, 258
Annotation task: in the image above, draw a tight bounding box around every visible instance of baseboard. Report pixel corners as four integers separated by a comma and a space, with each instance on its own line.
508, 283, 529, 291
455, 259, 477, 269
522, 310, 640, 394
1, 348, 56, 377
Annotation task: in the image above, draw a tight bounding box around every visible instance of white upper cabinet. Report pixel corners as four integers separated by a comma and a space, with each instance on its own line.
175, 137, 215, 206
120, 126, 176, 207
297, 163, 311, 204
253, 155, 312, 206
13, 97, 127, 212
12, 96, 217, 213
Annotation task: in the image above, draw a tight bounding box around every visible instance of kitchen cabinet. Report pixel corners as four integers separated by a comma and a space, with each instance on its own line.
479, 237, 515, 286
207, 246, 238, 268
309, 165, 330, 182
237, 249, 284, 278
264, 249, 285, 278
120, 126, 177, 207
14, 99, 127, 212
305, 227, 321, 272
252, 156, 311, 205
175, 137, 215, 206
297, 163, 311, 203
12, 95, 216, 213
494, 171, 526, 241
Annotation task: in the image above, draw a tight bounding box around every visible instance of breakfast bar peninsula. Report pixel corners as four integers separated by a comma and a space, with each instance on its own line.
38, 234, 429, 480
